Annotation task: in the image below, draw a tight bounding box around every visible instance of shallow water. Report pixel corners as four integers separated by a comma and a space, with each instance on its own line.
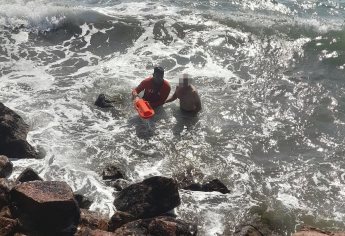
1, 0, 345, 235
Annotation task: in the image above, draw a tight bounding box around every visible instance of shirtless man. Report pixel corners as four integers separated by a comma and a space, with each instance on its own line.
165, 74, 201, 113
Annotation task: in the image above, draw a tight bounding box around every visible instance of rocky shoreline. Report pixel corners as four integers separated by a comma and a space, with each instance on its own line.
1, 102, 344, 236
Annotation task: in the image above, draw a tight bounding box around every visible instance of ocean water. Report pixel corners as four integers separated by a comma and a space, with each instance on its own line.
1, 0, 345, 235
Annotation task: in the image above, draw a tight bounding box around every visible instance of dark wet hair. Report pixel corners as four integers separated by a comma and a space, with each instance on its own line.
153, 66, 164, 78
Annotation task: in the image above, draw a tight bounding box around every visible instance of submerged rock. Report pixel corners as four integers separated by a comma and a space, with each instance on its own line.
113, 216, 197, 236
102, 165, 126, 181
74, 194, 93, 210
0, 103, 38, 159
0, 155, 13, 178
114, 176, 180, 218
183, 179, 230, 194
9, 181, 80, 234
95, 94, 114, 108
16, 167, 43, 183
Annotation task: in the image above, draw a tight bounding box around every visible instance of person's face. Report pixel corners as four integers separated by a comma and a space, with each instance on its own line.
179, 78, 188, 87
153, 72, 164, 86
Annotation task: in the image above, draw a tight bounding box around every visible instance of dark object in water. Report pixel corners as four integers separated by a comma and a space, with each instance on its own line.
95, 94, 115, 108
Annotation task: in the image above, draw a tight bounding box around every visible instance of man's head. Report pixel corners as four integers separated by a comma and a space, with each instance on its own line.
153, 66, 164, 86
179, 73, 189, 87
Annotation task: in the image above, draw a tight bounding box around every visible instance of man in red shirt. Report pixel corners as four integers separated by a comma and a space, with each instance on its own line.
132, 67, 171, 108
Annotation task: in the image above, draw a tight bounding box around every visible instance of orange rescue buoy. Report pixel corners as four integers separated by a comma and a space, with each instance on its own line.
135, 98, 155, 119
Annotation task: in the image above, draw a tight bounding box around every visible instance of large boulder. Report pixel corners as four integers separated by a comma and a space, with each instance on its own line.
16, 167, 43, 183
113, 216, 197, 236
0, 103, 38, 159
9, 181, 80, 234
0, 155, 13, 178
114, 176, 180, 219
292, 226, 345, 236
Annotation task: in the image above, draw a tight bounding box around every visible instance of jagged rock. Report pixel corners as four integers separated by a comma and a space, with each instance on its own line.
74, 194, 92, 210
0, 155, 13, 178
114, 216, 197, 236
9, 181, 80, 234
76, 227, 116, 236
114, 176, 180, 218
102, 165, 125, 181
108, 211, 136, 232
0, 216, 18, 236
95, 94, 114, 108
16, 167, 43, 183
183, 179, 230, 194
0, 103, 38, 159
79, 209, 108, 231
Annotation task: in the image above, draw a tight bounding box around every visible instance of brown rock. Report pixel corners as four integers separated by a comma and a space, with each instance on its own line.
10, 181, 80, 234
114, 216, 197, 236
108, 211, 136, 231
76, 227, 116, 236
0, 155, 13, 178
0, 216, 18, 236
79, 209, 108, 231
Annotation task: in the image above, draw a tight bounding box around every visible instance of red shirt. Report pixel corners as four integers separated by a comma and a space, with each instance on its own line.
134, 77, 171, 108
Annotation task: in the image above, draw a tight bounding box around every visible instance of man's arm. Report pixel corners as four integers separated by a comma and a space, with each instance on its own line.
132, 80, 145, 100
165, 89, 178, 103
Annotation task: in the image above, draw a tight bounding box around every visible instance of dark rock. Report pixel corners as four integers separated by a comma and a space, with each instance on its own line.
183, 179, 230, 194
108, 211, 136, 232
0, 178, 14, 210
74, 194, 92, 210
16, 167, 43, 183
95, 94, 114, 108
102, 165, 125, 181
108, 179, 130, 192
9, 181, 80, 234
182, 183, 203, 192
79, 209, 108, 231
0, 103, 39, 159
0, 216, 18, 236
202, 179, 230, 194
0, 155, 13, 178
114, 216, 197, 236
76, 227, 116, 236
113, 176, 180, 219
